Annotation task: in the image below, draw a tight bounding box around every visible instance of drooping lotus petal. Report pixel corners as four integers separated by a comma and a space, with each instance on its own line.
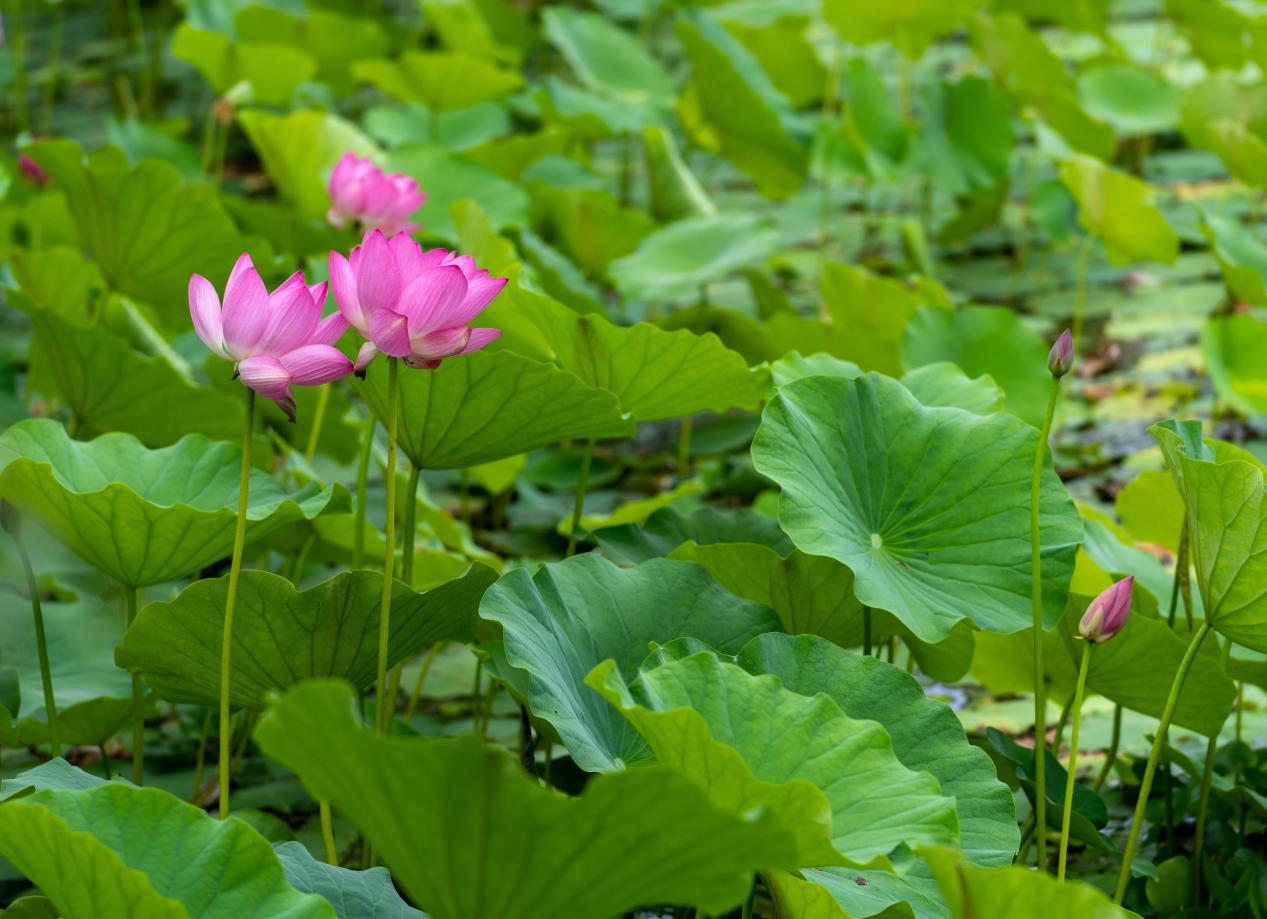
406, 326, 472, 366
237, 355, 293, 402
188, 274, 224, 354
396, 266, 468, 336
369, 308, 411, 358
280, 344, 354, 386
221, 253, 270, 358
460, 327, 502, 355
354, 341, 379, 375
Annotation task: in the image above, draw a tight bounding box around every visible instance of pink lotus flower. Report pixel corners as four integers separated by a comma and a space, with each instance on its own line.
1078, 576, 1133, 643
329, 230, 506, 373
327, 153, 426, 237
190, 253, 354, 422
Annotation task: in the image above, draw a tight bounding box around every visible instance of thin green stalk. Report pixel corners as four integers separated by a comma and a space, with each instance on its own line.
403, 642, 443, 723
320, 801, 337, 865
741, 879, 756, 919
375, 359, 400, 735
14, 527, 59, 757
127, 586, 144, 784
10, 0, 30, 133
1168, 518, 1190, 630
401, 463, 420, 586
304, 385, 331, 463
678, 417, 692, 473
1030, 375, 1062, 871
218, 389, 256, 817
353, 416, 375, 570
1052, 693, 1075, 752
41, 3, 64, 134
200, 102, 219, 176
1014, 815, 1035, 864
565, 439, 595, 557
471, 659, 484, 736
1093, 704, 1122, 792
1113, 620, 1212, 903
1071, 236, 1091, 361
190, 708, 211, 802
124, 0, 150, 116
1193, 637, 1233, 906
862, 607, 873, 656
1058, 641, 1093, 880
459, 469, 470, 523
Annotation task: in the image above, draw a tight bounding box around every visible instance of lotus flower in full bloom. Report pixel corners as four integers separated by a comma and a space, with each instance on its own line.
1078, 576, 1133, 643
327, 153, 426, 237
329, 230, 506, 373
189, 253, 354, 422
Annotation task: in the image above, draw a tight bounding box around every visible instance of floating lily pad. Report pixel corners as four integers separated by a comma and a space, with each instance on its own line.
0, 420, 348, 588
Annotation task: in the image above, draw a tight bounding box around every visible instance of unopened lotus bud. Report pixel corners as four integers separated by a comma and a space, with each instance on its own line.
1078, 576, 1133, 643
1048, 329, 1074, 378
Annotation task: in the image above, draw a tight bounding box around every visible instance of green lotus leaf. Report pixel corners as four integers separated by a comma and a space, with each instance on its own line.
255, 680, 817, 919
116, 565, 497, 709
589, 652, 959, 862
766, 859, 945, 919
922, 846, 1136, 919
752, 373, 1081, 642
27, 308, 244, 447
594, 505, 793, 564
1078, 64, 1180, 138
1202, 313, 1267, 416
674, 10, 806, 199
171, 23, 317, 105
273, 842, 424, 919
1202, 212, 1267, 307
643, 125, 716, 221
814, 263, 928, 376
238, 110, 381, 221
1059, 154, 1179, 266
352, 51, 522, 111
739, 633, 1017, 867
1152, 420, 1267, 651
0, 783, 335, 919
0, 758, 115, 799
900, 362, 1005, 415
901, 304, 1050, 426
361, 350, 634, 470
915, 75, 1014, 197
542, 7, 675, 103
1179, 76, 1267, 187
544, 313, 770, 421
727, 16, 826, 110
0, 419, 348, 588
233, 6, 391, 92
1166, 0, 1249, 70
385, 146, 529, 240
24, 140, 256, 322
477, 553, 781, 771
1115, 470, 1186, 551
824, 0, 975, 58
1080, 512, 1204, 618
16, 696, 133, 748
608, 214, 779, 304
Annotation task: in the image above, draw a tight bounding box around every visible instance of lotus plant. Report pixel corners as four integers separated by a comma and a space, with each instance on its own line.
327, 152, 426, 237
1030, 327, 1073, 870
1058, 576, 1133, 879
329, 229, 506, 734
189, 254, 354, 818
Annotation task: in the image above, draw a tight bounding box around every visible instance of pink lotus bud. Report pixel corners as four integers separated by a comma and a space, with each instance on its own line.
1078, 576, 1133, 643
1048, 329, 1074, 377
327, 152, 427, 237
18, 152, 49, 186
188, 253, 353, 421
328, 229, 506, 374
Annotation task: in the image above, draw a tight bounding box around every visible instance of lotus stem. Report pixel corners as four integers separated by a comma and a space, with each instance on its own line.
472, 658, 484, 736
1168, 515, 1190, 630
1193, 637, 1233, 906
353, 416, 375, 570
1093, 704, 1121, 792
565, 439, 595, 557
862, 607, 873, 657
1030, 374, 1062, 871
1058, 641, 1093, 880
1071, 236, 1091, 360
374, 358, 400, 735
190, 708, 211, 802
218, 388, 255, 817
40, 3, 64, 134
10, 0, 30, 133
403, 642, 443, 724
1113, 619, 1212, 903
678, 417, 692, 473
401, 462, 420, 586
304, 385, 331, 463
14, 527, 59, 757
127, 585, 144, 785
320, 801, 337, 865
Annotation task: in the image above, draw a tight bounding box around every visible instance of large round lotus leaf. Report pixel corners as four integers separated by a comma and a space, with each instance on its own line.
255, 679, 817, 919
477, 553, 780, 771
0, 782, 334, 919
751, 373, 1081, 642
0, 419, 348, 588
274, 841, 424, 919
588, 652, 959, 863
116, 565, 497, 709
362, 349, 634, 471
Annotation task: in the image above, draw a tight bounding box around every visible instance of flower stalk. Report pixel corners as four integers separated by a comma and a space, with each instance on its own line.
374, 358, 400, 735
1057, 640, 1093, 880
565, 439, 595, 558
128, 586, 145, 785
8, 515, 60, 758
218, 388, 256, 817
